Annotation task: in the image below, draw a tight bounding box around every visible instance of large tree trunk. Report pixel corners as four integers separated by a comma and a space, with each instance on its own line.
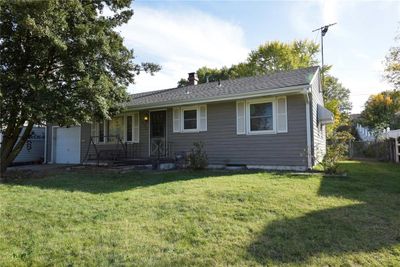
0, 121, 34, 181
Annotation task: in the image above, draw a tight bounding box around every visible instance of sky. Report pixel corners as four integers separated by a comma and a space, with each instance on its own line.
116, 0, 400, 114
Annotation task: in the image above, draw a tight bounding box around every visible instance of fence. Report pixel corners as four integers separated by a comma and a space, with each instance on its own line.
349, 139, 396, 162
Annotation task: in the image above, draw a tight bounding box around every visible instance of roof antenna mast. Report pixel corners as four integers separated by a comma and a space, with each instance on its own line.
312, 22, 337, 88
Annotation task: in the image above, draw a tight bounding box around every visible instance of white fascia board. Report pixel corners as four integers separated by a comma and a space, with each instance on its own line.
124, 85, 309, 111
309, 67, 320, 86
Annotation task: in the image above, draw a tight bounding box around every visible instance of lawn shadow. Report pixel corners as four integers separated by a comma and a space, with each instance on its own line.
248, 161, 400, 264
7, 168, 260, 194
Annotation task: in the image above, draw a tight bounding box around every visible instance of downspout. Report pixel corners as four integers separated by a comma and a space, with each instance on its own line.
303, 87, 312, 170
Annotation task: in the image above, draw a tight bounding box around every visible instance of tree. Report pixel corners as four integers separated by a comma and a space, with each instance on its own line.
323, 75, 351, 113
0, 0, 160, 175
246, 40, 319, 75
384, 32, 400, 89
177, 40, 319, 86
360, 90, 400, 131
322, 74, 352, 137
177, 40, 351, 135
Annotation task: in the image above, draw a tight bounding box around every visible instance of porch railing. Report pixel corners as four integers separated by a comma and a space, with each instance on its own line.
83, 135, 128, 165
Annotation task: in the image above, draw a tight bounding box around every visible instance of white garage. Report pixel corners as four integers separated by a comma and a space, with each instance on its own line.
52, 126, 81, 164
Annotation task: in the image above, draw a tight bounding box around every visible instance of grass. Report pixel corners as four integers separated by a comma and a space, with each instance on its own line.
0, 161, 399, 266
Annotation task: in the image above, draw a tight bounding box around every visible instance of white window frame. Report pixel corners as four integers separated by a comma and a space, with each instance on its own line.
124, 112, 139, 143
125, 114, 134, 143
181, 106, 200, 133
246, 97, 276, 135
97, 120, 109, 143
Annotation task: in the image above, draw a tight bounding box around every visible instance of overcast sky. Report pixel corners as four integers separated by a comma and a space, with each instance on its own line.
118, 0, 400, 114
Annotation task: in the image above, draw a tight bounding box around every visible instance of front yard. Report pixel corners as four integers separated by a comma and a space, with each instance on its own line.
0, 161, 399, 266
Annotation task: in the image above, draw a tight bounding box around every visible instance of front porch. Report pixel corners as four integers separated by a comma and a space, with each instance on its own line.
82, 135, 182, 169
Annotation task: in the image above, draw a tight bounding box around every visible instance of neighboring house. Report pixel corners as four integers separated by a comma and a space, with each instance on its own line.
45, 66, 333, 170
0, 126, 46, 165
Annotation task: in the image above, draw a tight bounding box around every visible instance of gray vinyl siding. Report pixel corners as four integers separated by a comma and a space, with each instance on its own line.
310, 71, 326, 164
47, 95, 308, 167
168, 94, 308, 167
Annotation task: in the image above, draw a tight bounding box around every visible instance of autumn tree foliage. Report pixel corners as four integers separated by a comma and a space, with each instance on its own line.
360, 91, 400, 131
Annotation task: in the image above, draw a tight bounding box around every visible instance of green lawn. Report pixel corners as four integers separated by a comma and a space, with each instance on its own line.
1, 161, 399, 266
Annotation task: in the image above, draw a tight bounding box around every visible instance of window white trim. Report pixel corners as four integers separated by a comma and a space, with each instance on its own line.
172, 105, 208, 133
124, 112, 139, 143
237, 96, 289, 135
124, 114, 133, 143
97, 120, 108, 143
133, 112, 140, 143
246, 97, 276, 135
181, 105, 200, 132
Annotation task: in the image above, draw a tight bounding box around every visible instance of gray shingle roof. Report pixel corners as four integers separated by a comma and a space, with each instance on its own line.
127, 66, 319, 108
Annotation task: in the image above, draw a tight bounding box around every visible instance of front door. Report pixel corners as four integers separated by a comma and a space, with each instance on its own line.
150, 110, 167, 158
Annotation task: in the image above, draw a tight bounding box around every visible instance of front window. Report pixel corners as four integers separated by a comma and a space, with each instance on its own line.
249, 102, 273, 132
126, 115, 133, 142
183, 109, 197, 130
99, 121, 104, 142
96, 117, 126, 144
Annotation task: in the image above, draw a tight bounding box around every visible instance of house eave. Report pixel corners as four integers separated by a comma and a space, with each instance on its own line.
124, 84, 309, 111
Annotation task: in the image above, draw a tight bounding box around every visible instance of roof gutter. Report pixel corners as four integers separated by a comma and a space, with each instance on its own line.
124, 84, 309, 111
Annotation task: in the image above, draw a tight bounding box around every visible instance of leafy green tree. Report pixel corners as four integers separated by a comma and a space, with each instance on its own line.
246, 40, 319, 75
0, 0, 160, 175
178, 40, 319, 86
323, 75, 351, 113
322, 74, 352, 137
177, 40, 351, 135
384, 32, 400, 89
360, 90, 400, 131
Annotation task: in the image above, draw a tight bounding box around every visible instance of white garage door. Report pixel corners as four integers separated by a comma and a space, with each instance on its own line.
54, 127, 81, 164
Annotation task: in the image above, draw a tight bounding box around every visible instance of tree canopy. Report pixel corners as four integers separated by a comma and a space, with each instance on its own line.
360, 90, 400, 131
360, 29, 400, 132
0, 0, 160, 174
384, 32, 400, 89
177, 40, 351, 136
178, 40, 319, 86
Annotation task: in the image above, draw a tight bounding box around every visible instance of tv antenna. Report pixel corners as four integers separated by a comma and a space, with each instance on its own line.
312, 23, 337, 69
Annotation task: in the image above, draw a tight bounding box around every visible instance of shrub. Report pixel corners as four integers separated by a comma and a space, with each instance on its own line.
321, 131, 354, 174
188, 142, 208, 170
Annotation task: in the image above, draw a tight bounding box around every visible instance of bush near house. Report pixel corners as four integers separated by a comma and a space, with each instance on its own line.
321, 131, 354, 174
188, 141, 208, 170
